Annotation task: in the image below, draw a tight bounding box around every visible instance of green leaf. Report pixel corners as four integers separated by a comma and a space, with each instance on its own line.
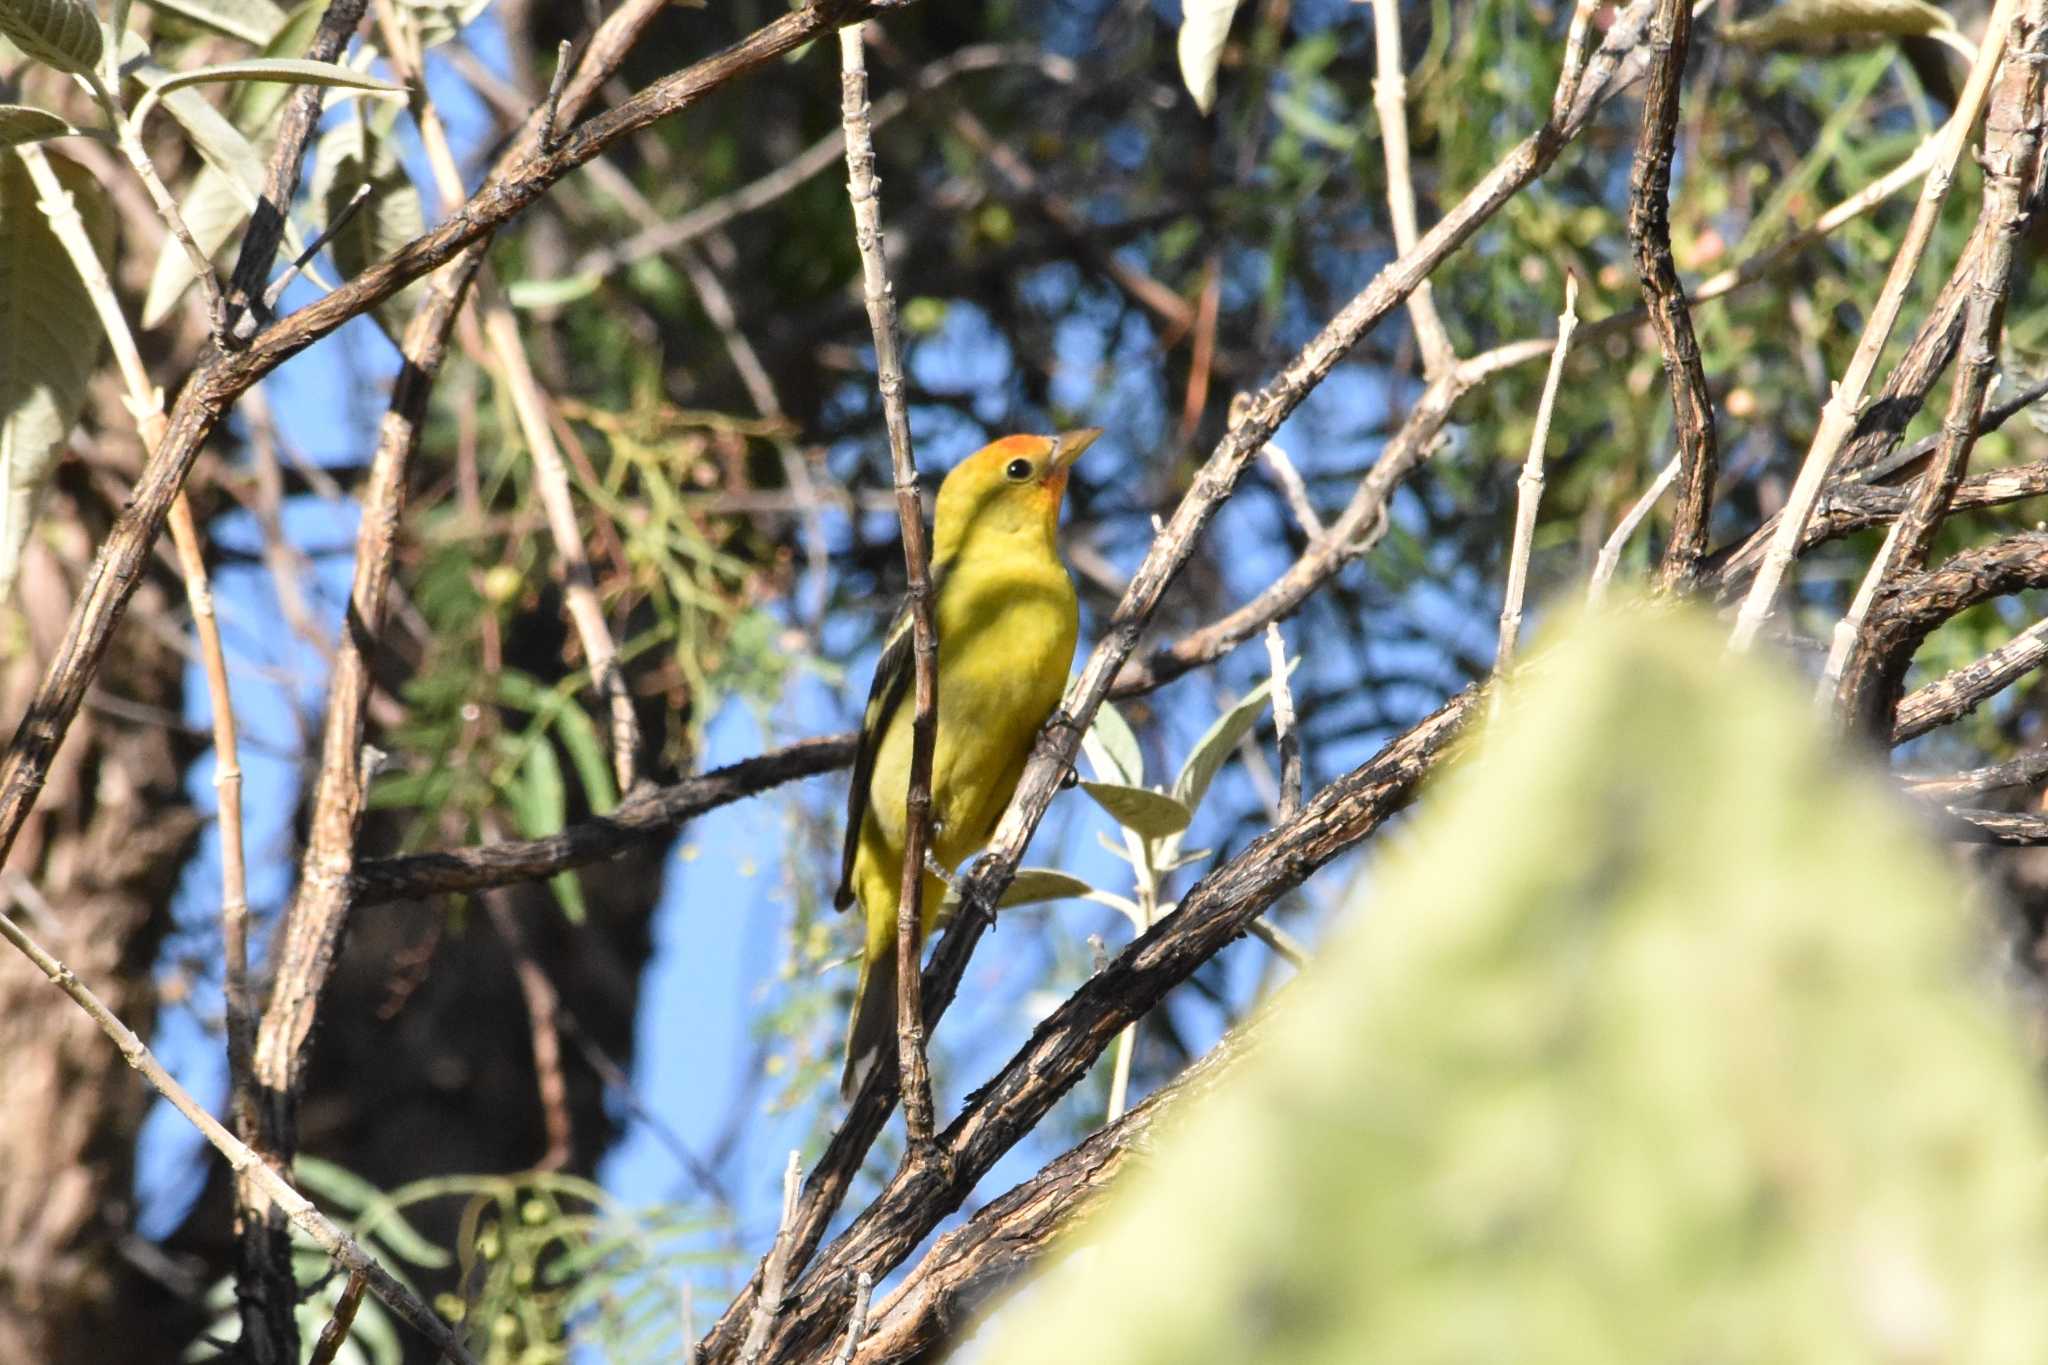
1080, 781, 1192, 840
0, 152, 108, 603
1176, 0, 1245, 114
999, 867, 1096, 909
512, 739, 585, 923
293, 1156, 450, 1269
1171, 654, 1299, 813
1085, 699, 1143, 786
132, 58, 404, 129
138, 0, 288, 45
551, 698, 619, 814
983, 606, 2048, 1364
0, 0, 102, 75
311, 112, 425, 343
506, 272, 601, 310
0, 105, 91, 148
1728, 0, 1955, 46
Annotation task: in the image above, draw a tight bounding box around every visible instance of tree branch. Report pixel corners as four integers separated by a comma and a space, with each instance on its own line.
1627, 0, 1716, 590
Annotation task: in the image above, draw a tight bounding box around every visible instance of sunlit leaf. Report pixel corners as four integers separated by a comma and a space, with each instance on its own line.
1177, 0, 1245, 114
0, 152, 108, 602
1081, 781, 1193, 840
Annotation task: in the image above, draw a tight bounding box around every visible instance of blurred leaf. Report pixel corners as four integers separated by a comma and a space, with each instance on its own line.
507, 272, 601, 310
985, 606, 2048, 1364
1177, 0, 1245, 114
552, 697, 619, 814
512, 738, 586, 923
1081, 781, 1192, 840
0, 152, 108, 603
1172, 655, 1298, 813
0, 0, 101, 75
1728, 0, 1955, 46
1000, 867, 1096, 908
0, 105, 92, 148
293, 1156, 451, 1269
399, 0, 495, 50
137, 0, 288, 45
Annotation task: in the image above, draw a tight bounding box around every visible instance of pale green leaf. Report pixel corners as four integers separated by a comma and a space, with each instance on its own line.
292, 1156, 450, 1269
0, 152, 108, 603
512, 739, 585, 923
550, 698, 619, 814
398, 0, 495, 50
311, 112, 426, 343
1728, 0, 1956, 46
1176, 0, 1245, 114
1171, 654, 1298, 813
137, 0, 288, 45
1080, 781, 1192, 840
230, 0, 329, 125
1085, 698, 1143, 785
999, 867, 1096, 909
0, 0, 102, 75
506, 273, 601, 310
132, 58, 404, 128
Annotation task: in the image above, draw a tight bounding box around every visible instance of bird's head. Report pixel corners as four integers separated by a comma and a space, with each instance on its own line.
932, 428, 1101, 565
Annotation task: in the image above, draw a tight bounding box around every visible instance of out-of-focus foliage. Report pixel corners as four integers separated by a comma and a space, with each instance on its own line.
983, 606, 2048, 1364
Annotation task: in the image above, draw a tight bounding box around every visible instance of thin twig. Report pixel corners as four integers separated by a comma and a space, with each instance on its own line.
1496, 275, 1579, 676
1588, 454, 1681, 603
841, 21, 940, 1145
16, 140, 259, 1181
539, 38, 574, 152
1264, 623, 1301, 821
1729, 0, 2023, 650
0, 890, 478, 1365
1627, 0, 1716, 589
85, 69, 229, 343
829, 1271, 874, 1365
1830, 0, 2048, 731
307, 1272, 369, 1365
1368, 0, 1456, 377
738, 1152, 804, 1365
260, 183, 373, 314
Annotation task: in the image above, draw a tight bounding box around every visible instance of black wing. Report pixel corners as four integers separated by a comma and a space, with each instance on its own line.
835, 584, 924, 911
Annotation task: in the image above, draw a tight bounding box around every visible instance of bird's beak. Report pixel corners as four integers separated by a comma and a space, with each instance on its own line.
1049, 427, 1103, 472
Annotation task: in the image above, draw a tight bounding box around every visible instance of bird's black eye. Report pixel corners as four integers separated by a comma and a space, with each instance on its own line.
1005, 457, 1034, 481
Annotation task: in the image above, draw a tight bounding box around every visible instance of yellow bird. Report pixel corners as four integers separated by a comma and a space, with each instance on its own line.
837, 427, 1100, 1099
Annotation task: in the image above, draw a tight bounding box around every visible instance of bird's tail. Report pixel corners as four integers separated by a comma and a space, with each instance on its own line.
839, 938, 899, 1101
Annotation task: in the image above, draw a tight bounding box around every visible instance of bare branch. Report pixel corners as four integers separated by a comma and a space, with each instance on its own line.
1497, 275, 1579, 676
0, 888, 477, 1365
1627, 0, 1716, 589
1729, 0, 2024, 650
841, 20, 941, 1144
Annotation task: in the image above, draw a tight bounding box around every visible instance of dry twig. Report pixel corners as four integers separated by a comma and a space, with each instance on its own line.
841, 21, 940, 1143
1729, 0, 2023, 650
1496, 275, 1579, 677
